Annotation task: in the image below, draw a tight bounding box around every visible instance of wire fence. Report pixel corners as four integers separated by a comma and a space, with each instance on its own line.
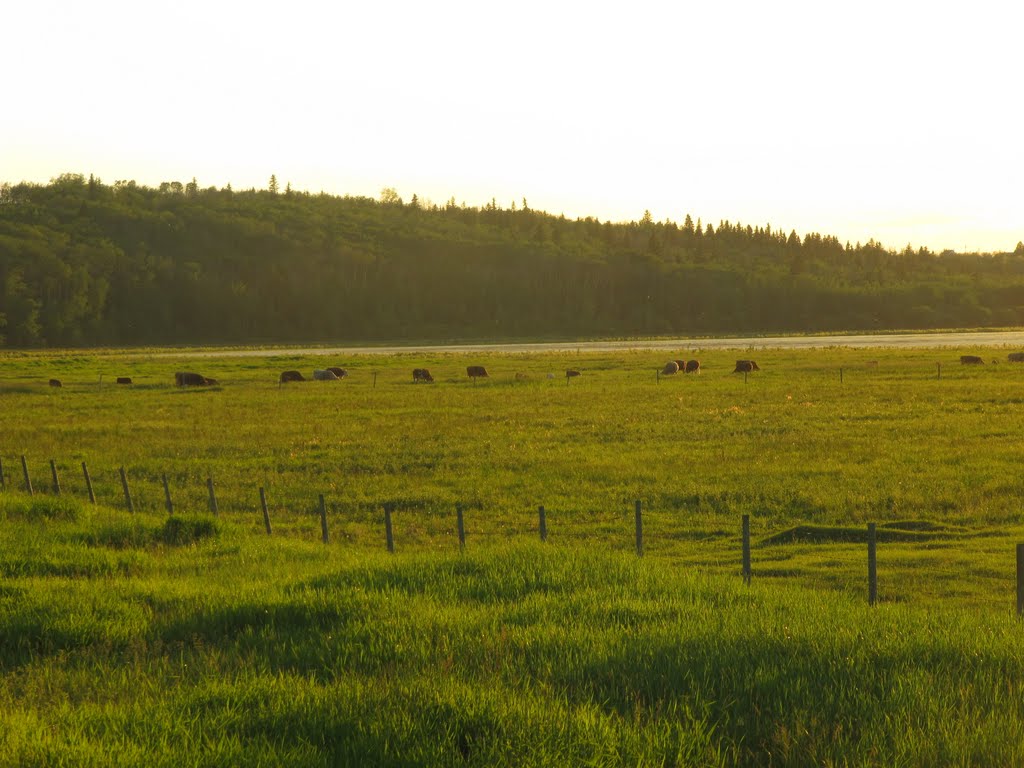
2, 453, 1022, 613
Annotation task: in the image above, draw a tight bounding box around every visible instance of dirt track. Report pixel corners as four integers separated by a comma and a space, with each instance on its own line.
163, 330, 1024, 358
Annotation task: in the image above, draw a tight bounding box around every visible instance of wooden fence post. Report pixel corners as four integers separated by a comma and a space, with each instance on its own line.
319, 494, 329, 544
119, 467, 134, 513
259, 487, 272, 535
1017, 544, 1024, 617
163, 475, 173, 515
49, 460, 61, 496
457, 505, 466, 550
538, 505, 547, 542
868, 522, 877, 605
207, 477, 218, 516
384, 504, 394, 553
21, 455, 33, 496
82, 462, 95, 504
742, 514, 752, 584
635, 500, 643, 556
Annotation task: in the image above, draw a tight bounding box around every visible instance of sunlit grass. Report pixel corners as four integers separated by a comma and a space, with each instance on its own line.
4, 346, 1024, 764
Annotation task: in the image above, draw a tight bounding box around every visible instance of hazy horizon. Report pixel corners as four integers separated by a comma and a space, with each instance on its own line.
4, 0, 1022, 253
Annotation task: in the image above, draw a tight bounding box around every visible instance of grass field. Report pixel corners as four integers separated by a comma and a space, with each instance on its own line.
3, 344, 1024, 765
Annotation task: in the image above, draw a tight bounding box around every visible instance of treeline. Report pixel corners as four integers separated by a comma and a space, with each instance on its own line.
1, 173, 1023, 347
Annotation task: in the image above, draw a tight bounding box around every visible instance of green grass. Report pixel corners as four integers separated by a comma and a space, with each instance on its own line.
3, 345, 1024, 764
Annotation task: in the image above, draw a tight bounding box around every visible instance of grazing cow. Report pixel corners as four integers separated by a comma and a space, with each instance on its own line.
546, 373, 556, 379
1008, 352, 1024, 363
960, 355, 984, 365
49, 378, 62, 388
866, 360, 879, 368
116, 377, 133, 385
515, 372, 528, 381
326, 367, 348, 378
661, 361, 680, 376
279, 370, 305, 384
467, 365, 489, 379
674, 360, 687, 371
733, 360, 759, 374
313, 369, 340, 381
413, 368, 434, 383
566, 369, 581, 379
685, 360, 701, 374
176, 371, 216, 386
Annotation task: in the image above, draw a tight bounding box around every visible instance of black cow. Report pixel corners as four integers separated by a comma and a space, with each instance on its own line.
279, 370, 305, 383
734, 360, 759, 374
661, 361, 680, 376
116, 377, 133, 385
413, 368, 434, 383
467, 365, 489, 379
566, 369, 582, 379
960, 355, 984, 365
1008, 352, 1024, 363
49, 378, 62, 388
326, 367, 348, 378
685, 360, 701, 374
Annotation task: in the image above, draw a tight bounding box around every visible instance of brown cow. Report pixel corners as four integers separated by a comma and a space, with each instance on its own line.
685, 360, 701, 374
1008, 352, 1024, 363
279, 370, 305, 383
960, 355, 984, 365
734, 360, 758, 374
48, 378, 62, 388
467, 365, 489, 379
176, 371, 216, 386
326, 367, 348, 378
674, 360, 687, 371
661, 361, 680, 376
413, 368, 434, 383
566, 369, 581, 379
116, 377, 133, 385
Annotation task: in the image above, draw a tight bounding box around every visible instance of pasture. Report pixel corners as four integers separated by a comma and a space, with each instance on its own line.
3, 344, 1024, 765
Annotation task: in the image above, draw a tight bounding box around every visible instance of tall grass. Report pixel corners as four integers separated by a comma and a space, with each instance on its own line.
2, 514, 1024, 765
3, 346, 1024, 763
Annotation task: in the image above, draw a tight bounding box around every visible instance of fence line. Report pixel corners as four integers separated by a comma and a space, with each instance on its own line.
4, 453, 1024, 611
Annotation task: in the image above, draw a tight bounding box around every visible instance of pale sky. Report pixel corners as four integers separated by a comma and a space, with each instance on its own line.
3, 0, 1022, 253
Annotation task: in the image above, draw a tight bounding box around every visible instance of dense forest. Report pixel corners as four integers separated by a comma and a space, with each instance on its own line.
1, 173, 1023, 347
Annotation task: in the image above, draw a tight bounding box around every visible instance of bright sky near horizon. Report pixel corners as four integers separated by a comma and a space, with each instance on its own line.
3, 0, 1022, 253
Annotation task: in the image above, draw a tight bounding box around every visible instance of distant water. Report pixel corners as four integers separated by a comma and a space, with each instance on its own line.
163, 330, 1024, 358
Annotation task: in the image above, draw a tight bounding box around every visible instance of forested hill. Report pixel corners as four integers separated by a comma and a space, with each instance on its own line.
1, 174, 1023, 348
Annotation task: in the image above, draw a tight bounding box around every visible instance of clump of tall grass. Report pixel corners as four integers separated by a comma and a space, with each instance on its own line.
66, 515, 219, 549
160, 515, 219, 546
0, 495, 83, 522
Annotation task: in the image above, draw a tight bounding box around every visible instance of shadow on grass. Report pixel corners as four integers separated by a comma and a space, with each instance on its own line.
762, 520, 968, 546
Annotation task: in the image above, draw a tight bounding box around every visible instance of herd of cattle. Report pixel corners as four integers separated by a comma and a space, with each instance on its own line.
961, 353, 1024, 364
40, 353, 1024, 388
